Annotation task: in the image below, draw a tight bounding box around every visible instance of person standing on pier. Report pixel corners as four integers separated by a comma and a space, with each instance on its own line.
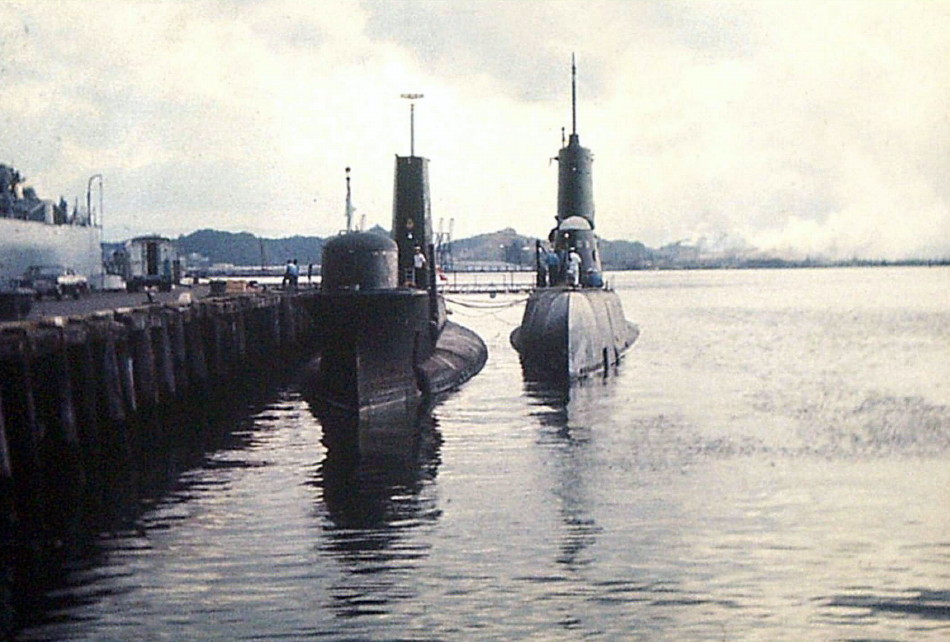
283, 259, 299, 290
282, 259, 293, 288
290, 259, 300, 289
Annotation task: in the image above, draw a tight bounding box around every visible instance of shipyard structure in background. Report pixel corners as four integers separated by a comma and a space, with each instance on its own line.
0, 164, 104, 287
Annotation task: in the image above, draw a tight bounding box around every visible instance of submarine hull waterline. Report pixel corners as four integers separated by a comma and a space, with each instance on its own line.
511, 287, 638, 382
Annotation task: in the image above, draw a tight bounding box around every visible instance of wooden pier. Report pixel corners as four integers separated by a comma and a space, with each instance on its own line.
0, 290, 320, 620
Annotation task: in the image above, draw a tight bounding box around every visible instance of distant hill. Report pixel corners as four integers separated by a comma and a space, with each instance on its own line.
176, 229, 324, 267
176, 226, 662, 270
174, 226, 936, 272
448, 227, 535, 265
447, 227, 655, 269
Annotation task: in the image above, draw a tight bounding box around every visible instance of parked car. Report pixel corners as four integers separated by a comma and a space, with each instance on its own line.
20, 265, 89, 300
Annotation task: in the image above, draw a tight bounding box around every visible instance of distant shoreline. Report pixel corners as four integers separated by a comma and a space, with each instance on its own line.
613, 258, 950, 271
172, 228, 950, 276
190, 260, 950, 281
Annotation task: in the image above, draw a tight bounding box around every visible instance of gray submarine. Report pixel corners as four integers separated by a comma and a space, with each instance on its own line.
510, 58, 639, 381
305, 117, 487, 420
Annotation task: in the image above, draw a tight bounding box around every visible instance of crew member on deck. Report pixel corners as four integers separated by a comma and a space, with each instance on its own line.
567, 249, 582, 287
546, 247, 561, 285
413, 246, 428, 287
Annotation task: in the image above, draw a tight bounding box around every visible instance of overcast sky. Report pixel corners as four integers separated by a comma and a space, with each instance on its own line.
2, 0, 948, 260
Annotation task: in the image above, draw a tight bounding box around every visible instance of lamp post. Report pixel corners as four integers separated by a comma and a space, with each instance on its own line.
400, 93, 424, 156
86, 174, 103, 227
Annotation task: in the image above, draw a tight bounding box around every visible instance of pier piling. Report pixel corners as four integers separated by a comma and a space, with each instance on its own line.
0, 290, 318, 558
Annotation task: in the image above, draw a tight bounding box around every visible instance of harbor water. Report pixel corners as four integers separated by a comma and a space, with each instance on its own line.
15, 267, 950, 640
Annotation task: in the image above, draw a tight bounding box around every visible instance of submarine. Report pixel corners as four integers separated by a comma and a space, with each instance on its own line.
305, 107, 487, 420
510, 57, 639, 381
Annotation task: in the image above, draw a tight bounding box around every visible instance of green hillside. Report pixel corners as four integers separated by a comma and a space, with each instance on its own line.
175, 226, 660, 270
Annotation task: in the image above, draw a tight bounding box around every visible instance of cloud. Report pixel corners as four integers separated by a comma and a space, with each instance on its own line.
591, 1, 950, 258
1, 0, 948, 259
361, 0, 614, 102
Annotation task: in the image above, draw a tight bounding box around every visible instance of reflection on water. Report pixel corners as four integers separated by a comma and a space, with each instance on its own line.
10, 267, 950, 640
824, 589, 950, 622
524, 379, 604, 572
314, 406, 442, 533
310, 405, 443, 621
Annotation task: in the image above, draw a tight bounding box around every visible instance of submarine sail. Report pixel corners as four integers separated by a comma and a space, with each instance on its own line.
557, 56, 595, 228
304, 100, 487, 421
510, 55, 639, 381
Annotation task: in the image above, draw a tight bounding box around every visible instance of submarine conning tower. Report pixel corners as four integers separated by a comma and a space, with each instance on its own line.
556, 55, 595, 229
547, 56, 604, 287
391, 155, 433, 286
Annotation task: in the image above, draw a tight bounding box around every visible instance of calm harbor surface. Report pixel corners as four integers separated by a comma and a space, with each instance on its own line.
15, 266, 950, 640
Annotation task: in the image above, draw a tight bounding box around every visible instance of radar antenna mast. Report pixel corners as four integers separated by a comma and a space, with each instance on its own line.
571, 52, 577, 136
344, 166, 354, 232
400, 93, 425, 156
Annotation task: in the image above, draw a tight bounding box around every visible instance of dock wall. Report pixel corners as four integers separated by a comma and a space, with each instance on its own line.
0, 291, 319, 561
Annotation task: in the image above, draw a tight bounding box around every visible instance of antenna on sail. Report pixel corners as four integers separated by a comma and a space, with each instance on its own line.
344, 166, 353, 232
571, 52, 577, 136
400, 93, 425, 156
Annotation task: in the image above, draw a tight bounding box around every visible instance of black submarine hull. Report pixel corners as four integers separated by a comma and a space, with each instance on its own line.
510, 286, 638, 381
304, 288, 487, 420
304, 137, 487, 423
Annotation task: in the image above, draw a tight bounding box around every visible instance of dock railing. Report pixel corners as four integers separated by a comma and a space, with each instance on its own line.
438, 268, 536, 295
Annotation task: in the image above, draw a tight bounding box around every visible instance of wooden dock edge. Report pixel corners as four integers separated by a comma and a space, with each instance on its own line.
0, 290, 322, 631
